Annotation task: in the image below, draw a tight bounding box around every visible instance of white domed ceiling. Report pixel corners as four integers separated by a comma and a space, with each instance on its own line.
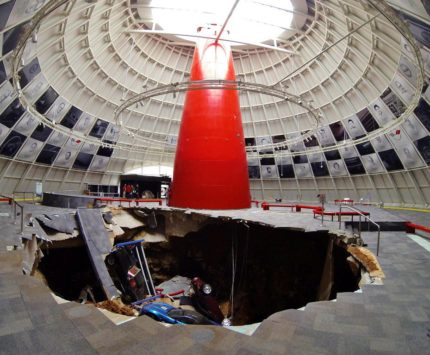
0, 0, 430, 184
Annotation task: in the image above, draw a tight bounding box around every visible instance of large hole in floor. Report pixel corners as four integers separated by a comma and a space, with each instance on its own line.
144, 222, 360, 325
37, 246, 106, 303
34, 213, 361, 326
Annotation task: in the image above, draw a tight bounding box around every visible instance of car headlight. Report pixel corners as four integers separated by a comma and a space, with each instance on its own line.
222, 318, 232, 327
202, 283, 212, 295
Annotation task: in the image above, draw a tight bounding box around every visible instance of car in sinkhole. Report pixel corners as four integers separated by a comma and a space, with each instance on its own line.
105, 246, 147, 303
140, 302, 220, 325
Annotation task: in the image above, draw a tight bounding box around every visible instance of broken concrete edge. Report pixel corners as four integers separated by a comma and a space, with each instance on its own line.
18, 205, 380, 327
347, 245, 385, 279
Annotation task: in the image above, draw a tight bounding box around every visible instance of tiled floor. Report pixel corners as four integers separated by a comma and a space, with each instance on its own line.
0, 202, 429, 354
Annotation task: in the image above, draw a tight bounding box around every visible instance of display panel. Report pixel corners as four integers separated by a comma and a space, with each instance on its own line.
272, 134, 287, 150
245, 137, 256, 150
2, 22, 27, 55
0, 1, 15, 32
329, 121, 349, 141
73, 152, 93, 170
378, 149, 404, 171
16, 137, 42, 161
414, 99, 430, 131
60, 106, 82, 129
0, 61, 6, 84
343, 115, 366, 138
344, 157, 365, 175
164, 135, 177, 147
260, 154, 275, 165
36, 144, 60, 165
96, 145, 113, 157
103, 123, 120, 142
31, 124, 52, 142
90, 155, 110, 171
371, 135, 392, 152
356, 141, 375, 155
89, 119, 108, 139
45, 97, 71, 122
260, 165, 278, 179
81, 142, 98, 154
402, 114, 428, 140
414, 136, 430, 165
22, 73, 49, 102
324, 149, 341, 161
287, 132, 306, 152
303, 134, 319, 148
0, 80, 15, 113
0, 123, 10, 145
399, 12, 430, 48
0, 99, 25, 128
339, 145, 358, 158
293, 155, 308, 164
47, 131, 68, 146
311, 162, 329, 177
6, 1, 45, 28
398, 55, 418, 85
276, 155, 293, 165
18, 57, 40, 88
391, 72, 415, 104
361, 153, 385, 173
256, 136, 273, 153
357, 108, 380, 133
35, 87, 59, 114
307, 151, 323, 163
327, 159, 348, 176
64, 136, 83, 150
315, 126, 335, 146
14, 112, 38, 135
73, 113, 95, 134
368, 98, 394, 126
54, 148, 78, 168
294, 163, 312, 178
0, 130, 25, 157
277, 164, 295, 178
248, 166, 260, 178
381, 88, 406, 118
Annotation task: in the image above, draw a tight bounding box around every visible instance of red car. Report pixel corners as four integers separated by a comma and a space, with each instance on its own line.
190, 277, 226, 324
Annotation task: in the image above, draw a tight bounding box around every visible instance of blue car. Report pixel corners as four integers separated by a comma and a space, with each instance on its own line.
140, 302, 219, 325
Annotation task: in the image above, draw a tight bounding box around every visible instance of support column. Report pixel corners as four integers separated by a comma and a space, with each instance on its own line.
169, 38, 250, 209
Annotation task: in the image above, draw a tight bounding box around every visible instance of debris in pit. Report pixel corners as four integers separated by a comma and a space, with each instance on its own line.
139, 302, 219, 325
96, 299, 138, 317
105, 239, 156, 303
156, 275, 192, 296
77, 208, 119, 299
190, 277, 226, 324
347, 245, 385, 278
110, 208, 145, 229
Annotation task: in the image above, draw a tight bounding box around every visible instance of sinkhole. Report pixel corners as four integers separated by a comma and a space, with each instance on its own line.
33, 209, 363, 326
143, 222, 360, 325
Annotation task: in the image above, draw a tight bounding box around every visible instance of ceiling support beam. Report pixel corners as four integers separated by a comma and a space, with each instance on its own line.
127, 29, 297, 54
214, 0, 241, 44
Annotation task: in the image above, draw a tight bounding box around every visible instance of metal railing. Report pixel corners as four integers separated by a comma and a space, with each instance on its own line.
12, 191, 37, 204
338, 205, 381, 256
1, 194, 24, 235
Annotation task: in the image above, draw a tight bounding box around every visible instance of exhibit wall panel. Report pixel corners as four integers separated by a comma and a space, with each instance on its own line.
250, 167, 430, 207
0, 157, 120, 196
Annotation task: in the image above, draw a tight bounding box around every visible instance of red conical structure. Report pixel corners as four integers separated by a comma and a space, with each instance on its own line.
169, 38, 250, 209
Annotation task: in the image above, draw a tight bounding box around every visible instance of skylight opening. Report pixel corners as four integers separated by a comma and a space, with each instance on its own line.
149, 0, 294, 45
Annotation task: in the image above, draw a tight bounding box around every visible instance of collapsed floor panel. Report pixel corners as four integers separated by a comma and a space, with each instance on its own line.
26, 205, 379, 327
